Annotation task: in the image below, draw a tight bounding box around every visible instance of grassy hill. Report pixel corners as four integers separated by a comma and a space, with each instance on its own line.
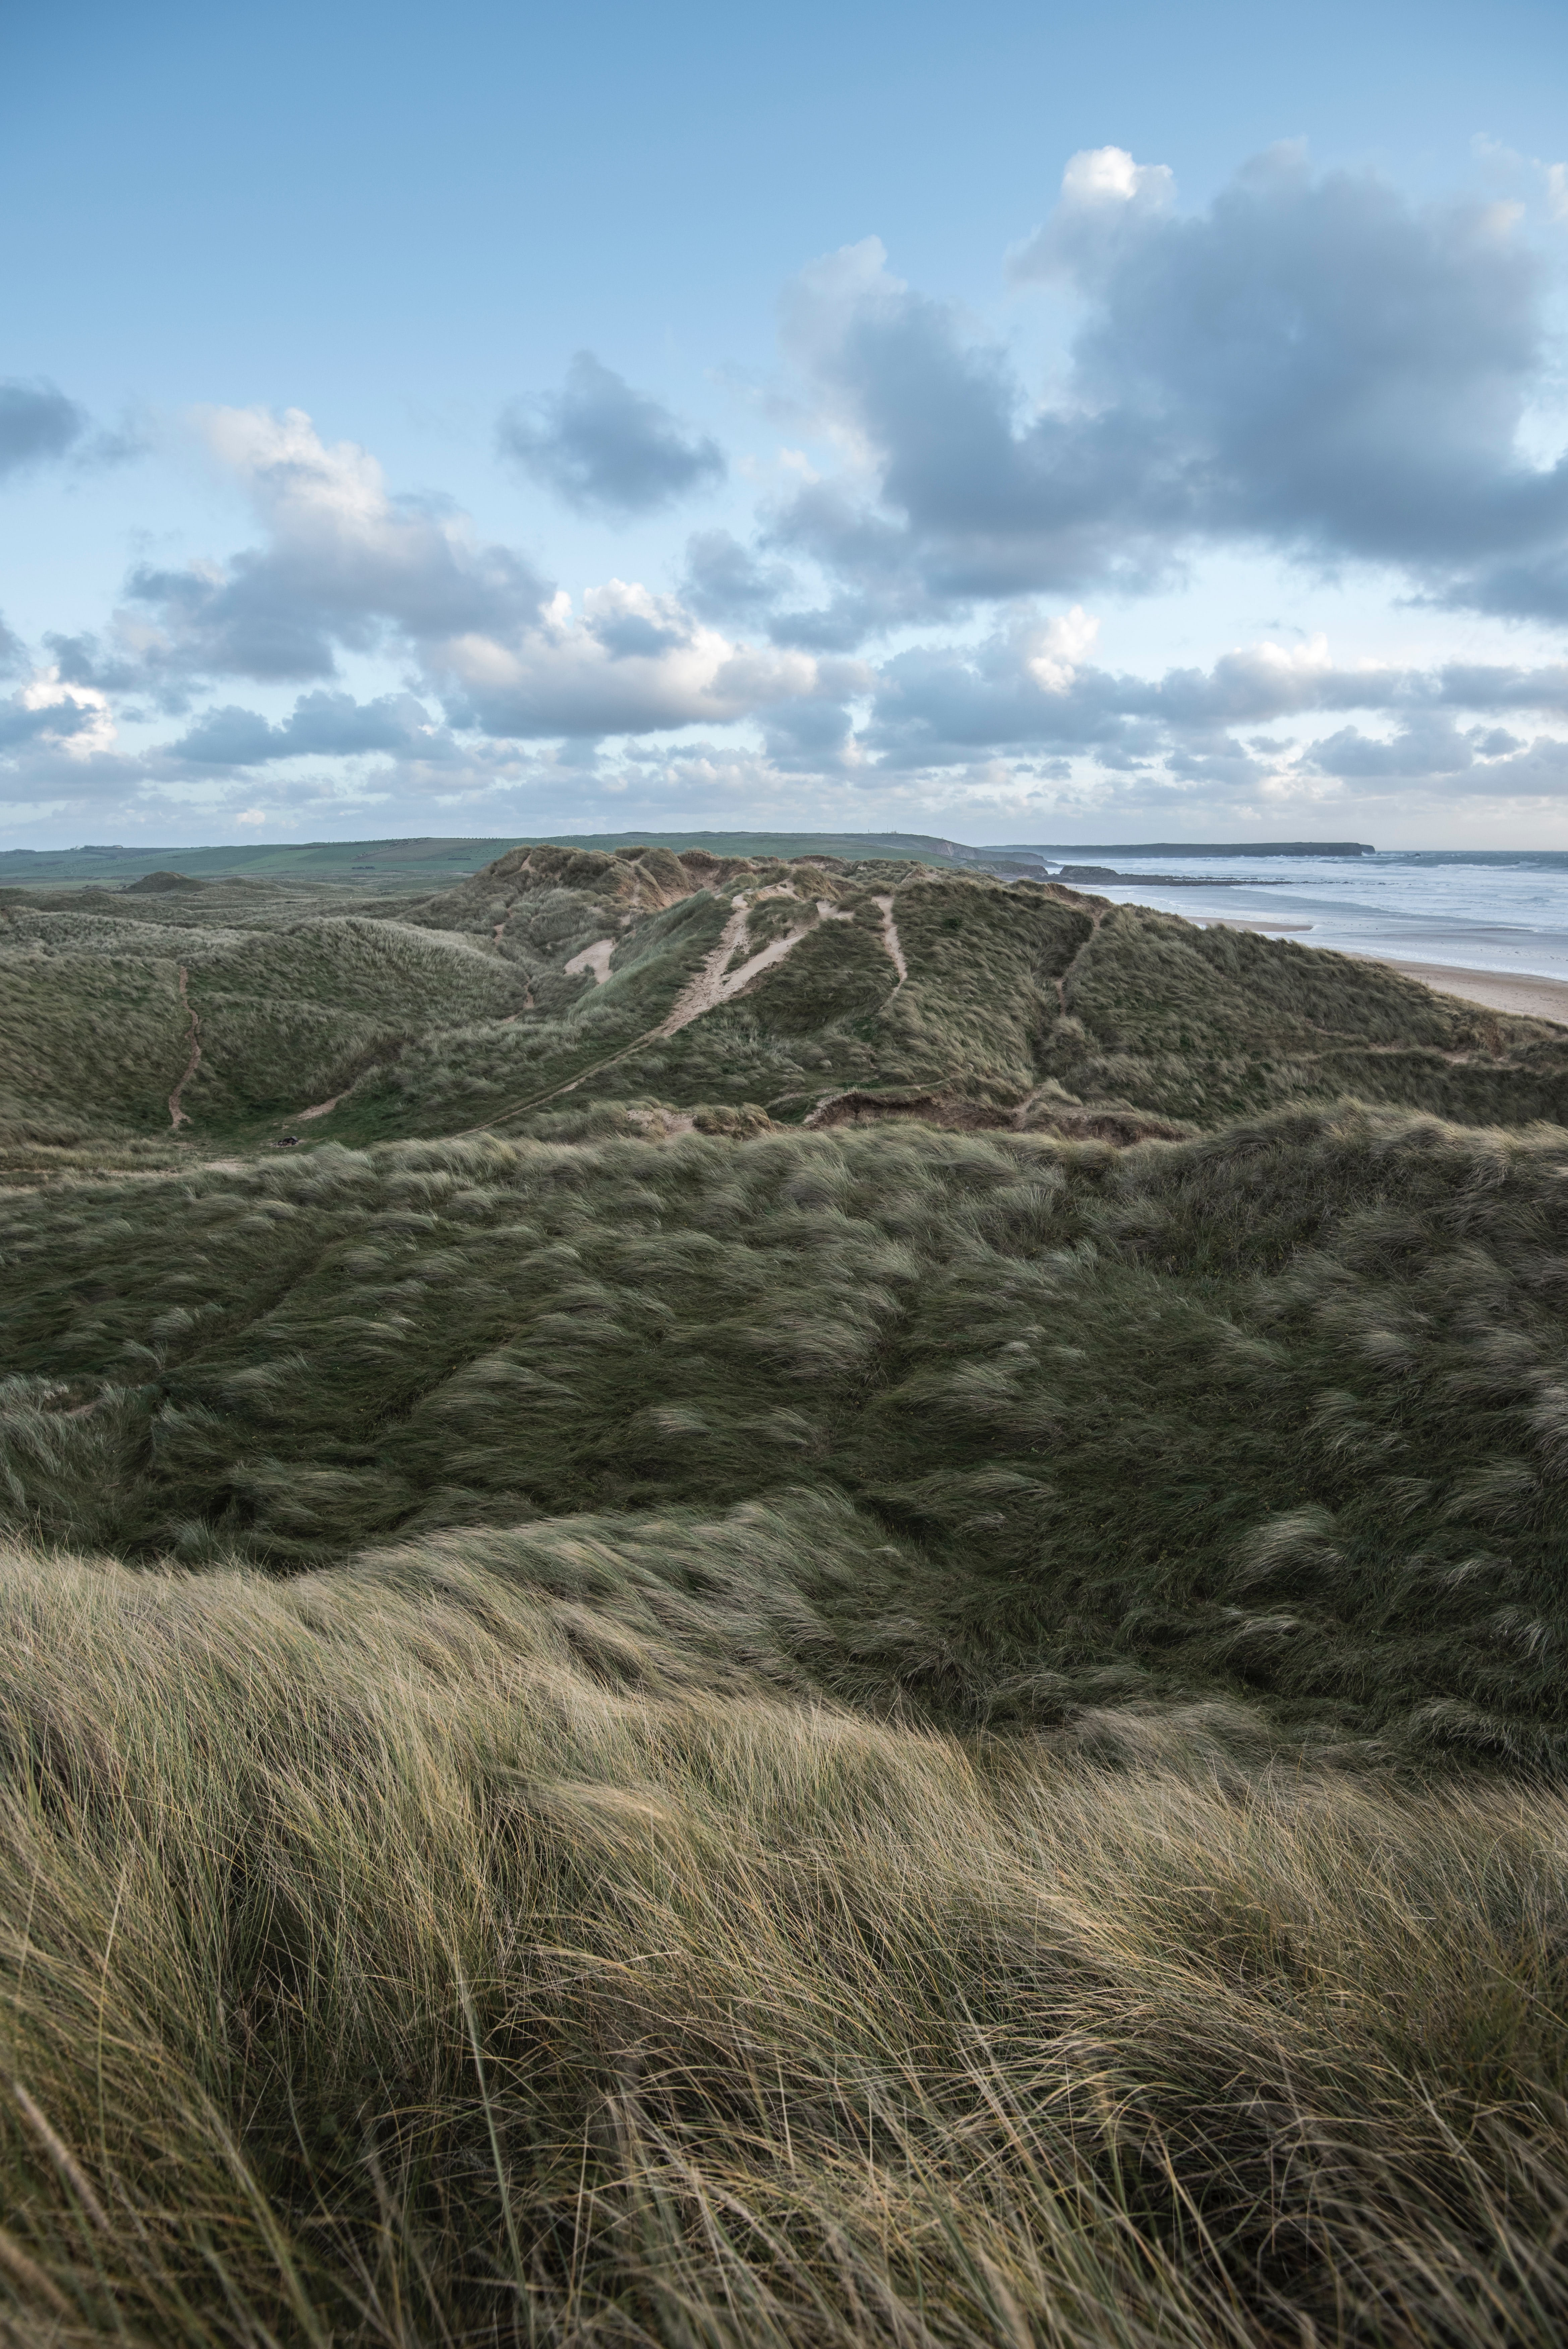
0, 828, 992, 892
2, 841, 1568, 2341
9, 1099, 1568, 1764
4, 840, 1565, 1164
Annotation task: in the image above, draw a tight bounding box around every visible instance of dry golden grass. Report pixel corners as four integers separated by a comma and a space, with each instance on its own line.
0, 1533, 1565, 2344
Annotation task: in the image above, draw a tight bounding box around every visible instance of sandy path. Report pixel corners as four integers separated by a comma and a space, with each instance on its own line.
455, 885, 914, 1132
659, 896, 819, 1037
565, 938, 615, 984
660, 888, 913, 1039
167, 967, 202, 1128
873, 894, 908, 989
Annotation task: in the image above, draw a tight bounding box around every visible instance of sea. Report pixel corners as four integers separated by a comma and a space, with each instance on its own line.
1019, 851, 1568, 985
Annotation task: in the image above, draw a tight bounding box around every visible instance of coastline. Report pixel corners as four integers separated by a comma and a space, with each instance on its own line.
1371, 958, 1568, 1027
1198, 919, 1568, 1025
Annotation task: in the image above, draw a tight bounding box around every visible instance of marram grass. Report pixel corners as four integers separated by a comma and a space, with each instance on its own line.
0, 1534, 1567, 2345
7, 847, 1568, 2342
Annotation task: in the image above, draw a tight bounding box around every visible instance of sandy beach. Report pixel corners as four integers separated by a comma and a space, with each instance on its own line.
1371, 959, 1568, 1026
1200, 919, 1568, 1025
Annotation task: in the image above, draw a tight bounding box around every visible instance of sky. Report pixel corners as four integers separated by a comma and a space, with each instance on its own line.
7, 0, 1568, 850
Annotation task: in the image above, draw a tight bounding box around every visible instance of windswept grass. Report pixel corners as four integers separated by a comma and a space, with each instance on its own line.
10, 1107, 1568, 1759
7, 847, 1567, 1149
0, 1534, 1566, 2344
8, 848, 1568, 2341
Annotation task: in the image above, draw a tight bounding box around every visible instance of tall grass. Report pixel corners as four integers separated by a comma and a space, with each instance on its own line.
12, 1108, 1568, 1756
0, 1533, 1566, 2344
9, 850, 1568, 2341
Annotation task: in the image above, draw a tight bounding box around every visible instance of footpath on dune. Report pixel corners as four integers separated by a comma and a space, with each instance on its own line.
456, 872, 910, 1131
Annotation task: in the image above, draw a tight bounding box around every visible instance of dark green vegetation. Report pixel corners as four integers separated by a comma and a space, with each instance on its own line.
0, 834, 527, 889
4, 840, 1568, 2344
0, 829, 1376, 892
9, 1104, 1568, 1763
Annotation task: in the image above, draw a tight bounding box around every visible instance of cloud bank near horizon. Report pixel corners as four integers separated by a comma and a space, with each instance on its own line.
8, 141, 1568, 846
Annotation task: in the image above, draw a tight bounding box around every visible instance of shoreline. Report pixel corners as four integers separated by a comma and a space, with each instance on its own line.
1199, 919, 1568, 1024
1369, 957, 1568, 1027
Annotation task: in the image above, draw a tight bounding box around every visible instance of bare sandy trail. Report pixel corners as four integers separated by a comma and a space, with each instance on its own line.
659, 894, 821, 1037
873, 895, 908, 989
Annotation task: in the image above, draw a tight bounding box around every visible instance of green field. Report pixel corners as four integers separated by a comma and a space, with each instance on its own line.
0, 829, 993, 892
2, 838, 1568, 2343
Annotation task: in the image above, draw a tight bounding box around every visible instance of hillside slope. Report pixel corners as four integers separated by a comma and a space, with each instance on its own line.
5, 841, 1566, 1161
8, 1103, 1568, 1763
8, 843, 1568, 2342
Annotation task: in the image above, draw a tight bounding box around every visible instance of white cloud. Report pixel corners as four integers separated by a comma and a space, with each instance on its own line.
436, 576, 866, 739
1007, 145, 1176, 283
497, 352, 725, 516
124, 405, 549, 682
18, 668, 116, 759
1026, 606, 1098, 693
13, 145, 1568, 849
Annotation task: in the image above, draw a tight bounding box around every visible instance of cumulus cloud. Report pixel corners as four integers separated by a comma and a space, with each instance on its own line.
0, 380, 89, 480
0, 381, 146, 482
1299, 716, 1568, 798
1006, 143, 1176, 281
498, 353, 726, 517
125, 406, 550, 684
681, 529, 796, 621
102, 407, 854, 747
434, 577, 866, 740
853, 615, 1568, 779
15, 144, 1568, 840
762, 696, 862, 775
168, 690, 441, 767
766, 149, 1568, 637
0, 668, 117, 760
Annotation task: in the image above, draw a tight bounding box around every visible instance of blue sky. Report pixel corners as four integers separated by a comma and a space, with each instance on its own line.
7, 0, 1568, 848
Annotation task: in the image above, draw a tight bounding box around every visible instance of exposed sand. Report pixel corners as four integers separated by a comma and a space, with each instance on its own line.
660, 895, 814, 1037
872, 893, 908, 988
564, 938, 615, 984
1372, 960, 1568, 1027
1196, 917, 1568, 1026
